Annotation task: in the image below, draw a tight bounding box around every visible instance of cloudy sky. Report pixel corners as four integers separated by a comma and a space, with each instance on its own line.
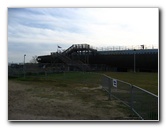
8, 8, 158, 63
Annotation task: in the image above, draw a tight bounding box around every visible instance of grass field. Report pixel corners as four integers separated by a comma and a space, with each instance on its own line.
102, 72, 158, 95
8, 71, 158, 120
11, 71, 158, 95
9, 72, 138, 120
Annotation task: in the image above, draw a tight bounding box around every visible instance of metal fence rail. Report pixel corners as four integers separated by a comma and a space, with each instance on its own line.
101, 74, 158, 120
8, 67, 158, 120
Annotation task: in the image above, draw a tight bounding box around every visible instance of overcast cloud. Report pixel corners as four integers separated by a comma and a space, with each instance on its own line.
8, 8, 158, 63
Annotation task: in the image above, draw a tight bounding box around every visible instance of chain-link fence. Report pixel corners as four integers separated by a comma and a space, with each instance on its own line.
8, 63, 68, 78
101, 74, 158, 120
8, 65, 158, 120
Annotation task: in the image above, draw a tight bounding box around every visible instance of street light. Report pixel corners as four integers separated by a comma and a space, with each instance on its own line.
24, 54, 26, 78
24, 54, 26, 64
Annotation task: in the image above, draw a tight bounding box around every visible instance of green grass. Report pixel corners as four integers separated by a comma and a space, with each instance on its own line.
102, 72, 158, 95
9, 71, 158, 120
10, 71, 158, 95
14, 72, 101, 86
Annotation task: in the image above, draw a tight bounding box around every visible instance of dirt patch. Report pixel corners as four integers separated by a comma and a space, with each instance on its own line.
8, 79, 136, 120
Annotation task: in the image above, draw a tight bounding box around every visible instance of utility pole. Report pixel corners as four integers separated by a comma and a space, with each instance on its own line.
134, 50, 136, 73
24, 54, 26, 78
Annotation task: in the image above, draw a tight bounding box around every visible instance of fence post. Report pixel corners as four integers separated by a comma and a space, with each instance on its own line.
130, 84, 135, 119
45, 70, 47, 77
108, 78, 111, 100
130, 85, 133, 110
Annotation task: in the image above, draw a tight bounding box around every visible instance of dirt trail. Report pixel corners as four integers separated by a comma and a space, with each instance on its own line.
8, 80, 135, 120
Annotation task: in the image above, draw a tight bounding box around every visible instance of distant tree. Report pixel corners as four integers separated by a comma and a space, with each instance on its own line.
29, 55, 38, 63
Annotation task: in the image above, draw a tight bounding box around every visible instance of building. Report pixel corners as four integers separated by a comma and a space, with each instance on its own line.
36, 44, 158, 72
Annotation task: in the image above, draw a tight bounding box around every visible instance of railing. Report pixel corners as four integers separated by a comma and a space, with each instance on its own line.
101, 74, 158, 120
95, 44, 158, 51
57, 53, 90, 71
62, 44, 97, 55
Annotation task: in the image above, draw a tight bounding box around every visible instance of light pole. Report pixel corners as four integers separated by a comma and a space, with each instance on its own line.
134, 49, 136, 73
24, 54, 26, 78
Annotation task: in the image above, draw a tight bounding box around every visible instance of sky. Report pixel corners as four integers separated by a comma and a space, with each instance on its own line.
8, 8, 159, 63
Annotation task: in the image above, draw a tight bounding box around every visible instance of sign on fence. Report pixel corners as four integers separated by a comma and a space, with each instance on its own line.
102, 75, 158, 120
113, 79, 117, 88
